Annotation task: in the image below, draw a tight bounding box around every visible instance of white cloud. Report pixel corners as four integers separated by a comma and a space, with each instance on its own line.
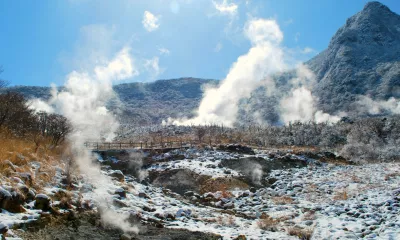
294, 32, 300, 42
244, 18, 283, 45
213, 0, 238, 15
284, 18, 294, 25
94, 47, 138, 82
214, 42, 223, 52
158, 47, 170, 55
144, 57, 164, 79
301, 47, 315, 54
142, 11, 160, 32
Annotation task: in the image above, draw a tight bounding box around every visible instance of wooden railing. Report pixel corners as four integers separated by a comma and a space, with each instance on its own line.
84, 140, 201, 150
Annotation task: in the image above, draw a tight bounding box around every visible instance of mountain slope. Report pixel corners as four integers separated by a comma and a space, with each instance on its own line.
4, 78, 217, 125
308, 1, 400, 113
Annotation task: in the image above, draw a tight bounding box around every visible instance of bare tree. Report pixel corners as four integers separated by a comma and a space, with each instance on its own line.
195, 126, 206, 143
0, 92, 36, 136
0, 66, 9, 89
35, 111, 72, 146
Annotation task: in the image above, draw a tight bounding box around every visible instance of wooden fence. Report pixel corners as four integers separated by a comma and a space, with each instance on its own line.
84, 140, 201, 150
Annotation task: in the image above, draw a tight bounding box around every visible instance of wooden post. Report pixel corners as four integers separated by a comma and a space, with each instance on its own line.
109, 142, 111, 149
120, 143, 122, 149
96, 142, 98, 150
140, 142, 142, 149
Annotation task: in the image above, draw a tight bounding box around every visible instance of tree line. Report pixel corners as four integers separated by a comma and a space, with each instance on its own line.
0, 75, 72, 150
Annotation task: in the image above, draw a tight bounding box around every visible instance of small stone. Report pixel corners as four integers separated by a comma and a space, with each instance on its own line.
120, 234, 133, 240
138, 192, 150, 199
304, 220, 314, 226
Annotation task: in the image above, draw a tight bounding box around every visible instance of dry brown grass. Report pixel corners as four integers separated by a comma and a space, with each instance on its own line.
302, 210, 317, 221
272, 195, 294, 205
333, 190, 348, 201
0, 134, 66, 190
287, 226, 314, 240
384, 172, 400, 181
257, 213, 279, 231
199, 177, 249, 195
215, 215, 237, 227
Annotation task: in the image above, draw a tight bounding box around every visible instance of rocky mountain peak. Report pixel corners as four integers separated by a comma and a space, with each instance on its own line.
307, 1, 400, 115
363, 1, 391, 13
329, 1, 400, 49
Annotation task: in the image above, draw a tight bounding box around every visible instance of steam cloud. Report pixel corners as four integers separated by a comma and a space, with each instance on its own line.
357, 96, 400, 115
166, 18, 340, 126
280, 65, 342, 124
32, 47, 139, 233
167, 18, 286, 126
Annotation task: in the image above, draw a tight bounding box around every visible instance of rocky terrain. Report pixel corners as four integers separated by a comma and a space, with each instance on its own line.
1, 145, 399, 239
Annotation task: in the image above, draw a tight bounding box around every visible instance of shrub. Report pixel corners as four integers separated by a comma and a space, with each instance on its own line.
287, 226, 314, 240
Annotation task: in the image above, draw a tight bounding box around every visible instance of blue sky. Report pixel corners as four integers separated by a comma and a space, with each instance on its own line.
0, 0, 399, 86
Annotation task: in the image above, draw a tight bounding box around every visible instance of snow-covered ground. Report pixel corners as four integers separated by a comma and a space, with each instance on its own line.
1, 148, 400, 239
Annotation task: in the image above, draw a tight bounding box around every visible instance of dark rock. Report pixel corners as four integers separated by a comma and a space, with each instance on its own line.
0, 223, 8, 235
113, 199, 128, 208
184, 191, 195, 197
223, 170, 231, 174
138, 192, 150, 199
109, 170, 125, 181
120, 233, 135, 240
218, 144, 255, 155
142, 206, 156, 212
34, 194, 51, 211
0, 187, 26, 213
115, 188, 126, 198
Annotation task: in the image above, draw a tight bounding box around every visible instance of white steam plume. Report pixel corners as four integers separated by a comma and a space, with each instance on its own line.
280, 66, 342, 124
357, 96, 400, 115
31, 47, 139, 233
167, 18, 286, 127
280, 87, 342, 124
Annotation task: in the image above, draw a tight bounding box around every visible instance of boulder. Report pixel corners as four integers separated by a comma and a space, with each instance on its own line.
218, 144, 255, 155
115, 188, 126, 198
0, 223, 8, 235
34, 194, 51, 211
18, 185, 35, 202
0, 187, 26, 213
120, 234, 134, 240
109, 170, 125, 181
